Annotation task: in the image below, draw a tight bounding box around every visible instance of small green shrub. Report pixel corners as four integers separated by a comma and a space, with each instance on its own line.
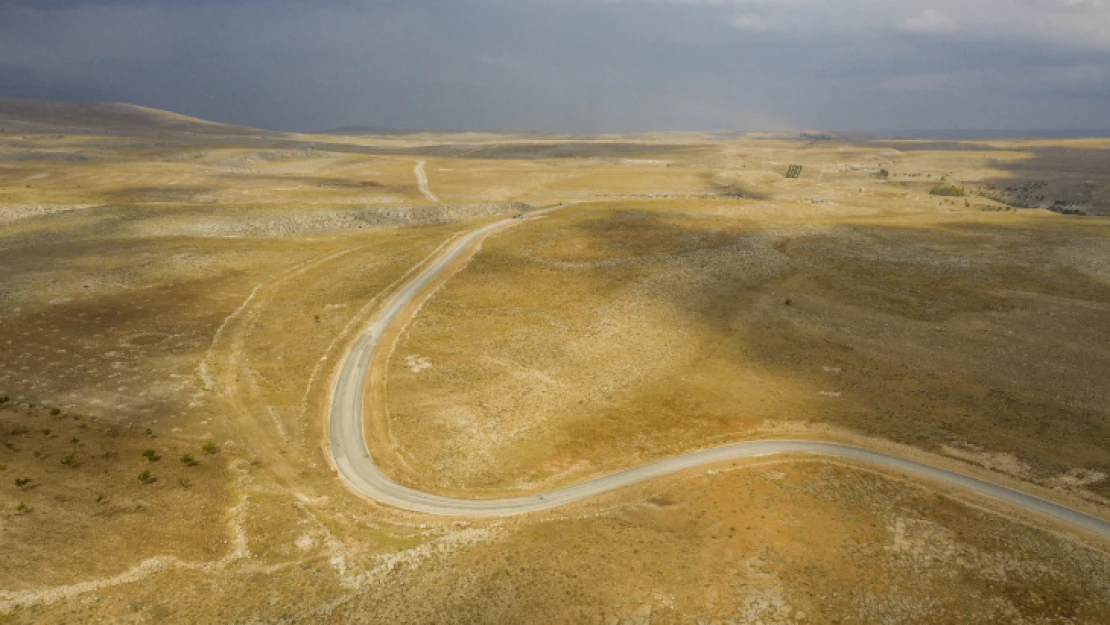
69, 437, 79, 446
145, 428, 153, 437
178, 478, 191, 489
96, 494, 106, 504
142, 449, 157, 461
138, 470, 153, 483
202, 442, 219, 455
32, 451, 41, 459
41, 429, 51, 436
929, 185, 965, 197
0, 395, 9, 404
16, 502, 28, 514
15, 477, 32, 488
61, 454, 76, 467
49, 408, 61, 416
180, 454, 196, 466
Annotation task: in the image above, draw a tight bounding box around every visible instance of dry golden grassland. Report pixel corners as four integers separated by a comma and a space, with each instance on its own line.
386, 199, 1110, 501
9, 456, 1110, 623
2, 117, 1110, 623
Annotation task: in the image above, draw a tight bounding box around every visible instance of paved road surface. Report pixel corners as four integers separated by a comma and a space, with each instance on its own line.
327, 207, 1110, 537
414, 160, 439, 203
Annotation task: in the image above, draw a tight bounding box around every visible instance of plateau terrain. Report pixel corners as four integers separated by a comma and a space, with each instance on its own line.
1, 99, 1109, 623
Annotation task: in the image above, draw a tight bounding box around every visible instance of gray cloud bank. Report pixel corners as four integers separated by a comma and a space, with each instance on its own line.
1, 0, 1108, 132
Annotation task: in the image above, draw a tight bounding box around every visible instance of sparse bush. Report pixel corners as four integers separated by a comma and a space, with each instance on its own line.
178, 478, 191, 489
69, 437, 79, 446
138, 470, 153, 483
96, 494, 106, 504
49, 408, 60, 416
0, 463, 6, 471
180, 454, 196, 466
784, 298, 792, 306
3, 442, 14, 450
16, 502, 28, 514
142, 449, 157, 461
202, 442, 219, 455
42, 429, 50, 436
929, 185, 965, 197
61, 454, 76, 467
15, 477, 32, 488
0, 395, 9, 404
873, 168, 889, 179
145, 428, 153, 437
32, 451, 41, 459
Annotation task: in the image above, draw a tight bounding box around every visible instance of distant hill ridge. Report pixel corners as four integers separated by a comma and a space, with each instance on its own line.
0, 98, 270, 136
5, 99, 1109, 141
312, 124, 560, 137
316, 125, 417, 136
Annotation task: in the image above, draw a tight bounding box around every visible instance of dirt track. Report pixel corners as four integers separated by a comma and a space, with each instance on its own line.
414, 160, 439, 202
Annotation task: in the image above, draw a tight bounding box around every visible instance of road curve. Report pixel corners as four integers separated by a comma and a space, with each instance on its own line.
327, 207, 1110, 537
414, 160, 439, 203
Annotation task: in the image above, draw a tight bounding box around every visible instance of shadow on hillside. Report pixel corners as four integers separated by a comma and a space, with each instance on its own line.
555, 209, 1110, 488
976, 144, 1110, 215
861, 140, 1110, 216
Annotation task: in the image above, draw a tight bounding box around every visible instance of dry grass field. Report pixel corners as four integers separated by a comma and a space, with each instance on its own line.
386, 203, 1110, 502
1, 101, 1109, 623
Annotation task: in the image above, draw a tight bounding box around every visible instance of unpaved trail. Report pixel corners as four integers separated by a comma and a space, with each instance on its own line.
197, 285, 261, 391
414, 160, 438, 203
327, 206, 1110, 537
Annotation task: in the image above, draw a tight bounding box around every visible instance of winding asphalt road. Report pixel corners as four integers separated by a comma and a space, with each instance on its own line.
327, 206, 1110, 537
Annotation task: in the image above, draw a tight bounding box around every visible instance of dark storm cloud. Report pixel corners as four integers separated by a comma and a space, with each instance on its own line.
1, 0, 1109, 132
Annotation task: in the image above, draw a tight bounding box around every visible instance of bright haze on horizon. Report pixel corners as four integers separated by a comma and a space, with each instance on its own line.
1, 0, 1109, 133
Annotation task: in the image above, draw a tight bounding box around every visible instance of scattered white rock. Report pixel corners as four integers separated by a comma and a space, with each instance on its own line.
941, 443, 1031, 478
1048, 468, 1107, 490
404, 354, 432, 373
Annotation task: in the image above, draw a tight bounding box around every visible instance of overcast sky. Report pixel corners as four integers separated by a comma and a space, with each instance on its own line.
2, 0, 1109, 132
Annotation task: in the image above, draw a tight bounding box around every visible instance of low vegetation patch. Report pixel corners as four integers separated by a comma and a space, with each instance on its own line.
929, 184, 965, 197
